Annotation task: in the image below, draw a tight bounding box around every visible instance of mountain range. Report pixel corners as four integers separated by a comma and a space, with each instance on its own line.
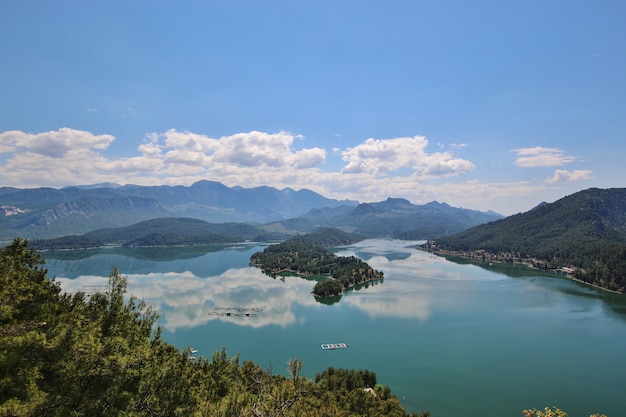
265, 197, 502, 238
0, 181, 356, 240
1, 181, 502, 242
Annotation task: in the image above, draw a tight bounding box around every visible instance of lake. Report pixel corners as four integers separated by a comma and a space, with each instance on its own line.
44, 239, 626, 417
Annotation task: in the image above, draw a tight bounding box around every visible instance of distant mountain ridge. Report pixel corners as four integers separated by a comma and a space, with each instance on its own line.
15, 196, 163, 228
0, 181, 503, 241
0, 181, 357, 240
264, 197, 503, 238
25, 200, 504, 250
32, 217, 284, 250
430, 188, 626, 293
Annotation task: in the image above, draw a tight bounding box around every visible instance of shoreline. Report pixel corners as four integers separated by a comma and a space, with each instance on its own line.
428, 249, 624, 295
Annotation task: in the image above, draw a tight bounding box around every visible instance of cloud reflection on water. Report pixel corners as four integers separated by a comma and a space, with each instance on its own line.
57, 267, 321, 331
337, 239, 508, 320
54, 239, 512, 332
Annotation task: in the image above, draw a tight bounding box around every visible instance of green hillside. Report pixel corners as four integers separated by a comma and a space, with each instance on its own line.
429, 188, 626, 293
31, 217, 285, 250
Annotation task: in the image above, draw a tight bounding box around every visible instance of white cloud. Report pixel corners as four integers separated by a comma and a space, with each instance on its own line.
0, 127, 114, 158
340, 135, 474, 177
514, 146, 577, 167
138, 142, 162, 157
0, 128, 330, 189
450, 143, 468, 149
546, 169, 593, 183
162, 129, 217, 153
152, 129, 326, 169
292, 147, 326, 168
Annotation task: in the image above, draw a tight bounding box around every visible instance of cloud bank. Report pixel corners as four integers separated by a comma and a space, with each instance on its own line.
0, 128, 593, 215
0, 128, 474, 190
546, 169, 593, 183
340, 135, 474, 177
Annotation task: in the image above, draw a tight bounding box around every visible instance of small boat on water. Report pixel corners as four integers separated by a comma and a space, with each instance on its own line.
321, 343, 348, 350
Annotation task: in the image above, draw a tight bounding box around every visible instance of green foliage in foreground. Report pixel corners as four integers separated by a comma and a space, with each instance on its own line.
0, 238, 424, 417
523, 406, 606, 417
250, 228, 383, 297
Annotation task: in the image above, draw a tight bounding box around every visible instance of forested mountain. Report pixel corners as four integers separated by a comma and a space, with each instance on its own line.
7, 196, 166, 239
0, 238, 425, 416
31, 217, 286, 250
265, 198, 503, 239
430, 188, 626, 293
0, 181, 356, 240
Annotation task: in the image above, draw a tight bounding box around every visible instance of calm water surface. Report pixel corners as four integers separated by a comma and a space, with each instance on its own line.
45, 239, 626, 417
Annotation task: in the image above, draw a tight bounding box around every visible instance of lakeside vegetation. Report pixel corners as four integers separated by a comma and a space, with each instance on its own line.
249, 228, 384, 297
0, 238, 424, 417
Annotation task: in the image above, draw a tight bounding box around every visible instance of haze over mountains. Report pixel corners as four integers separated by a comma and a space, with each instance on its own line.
0, 180, 501, 241
0, 181, 354, 239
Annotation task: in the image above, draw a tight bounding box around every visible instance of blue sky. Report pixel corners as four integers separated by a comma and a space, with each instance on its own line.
1, 1, 624, 215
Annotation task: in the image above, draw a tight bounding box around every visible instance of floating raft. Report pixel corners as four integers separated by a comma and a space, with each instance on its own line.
321, 343, 348, 350
208, 311, 257, 317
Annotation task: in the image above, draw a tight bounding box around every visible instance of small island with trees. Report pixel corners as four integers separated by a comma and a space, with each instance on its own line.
249, 228, 383, 298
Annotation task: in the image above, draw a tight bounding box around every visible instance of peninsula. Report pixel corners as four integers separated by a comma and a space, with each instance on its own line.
424, 188, 626, 294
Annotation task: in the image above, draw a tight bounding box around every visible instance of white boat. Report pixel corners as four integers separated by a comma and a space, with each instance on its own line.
321, 343, 348, 350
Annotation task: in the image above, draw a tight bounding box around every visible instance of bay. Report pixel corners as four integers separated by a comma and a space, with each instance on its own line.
44, 239, 626, 417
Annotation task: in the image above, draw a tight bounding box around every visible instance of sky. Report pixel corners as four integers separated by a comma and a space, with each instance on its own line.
1, 1, 624, 215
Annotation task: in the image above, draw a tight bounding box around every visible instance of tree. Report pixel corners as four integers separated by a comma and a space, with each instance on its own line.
0, 238, 65, 415
287, 357, 303, 387
0, 238, 62, 326
312, 280, 344, 297
523, 407, 607, 417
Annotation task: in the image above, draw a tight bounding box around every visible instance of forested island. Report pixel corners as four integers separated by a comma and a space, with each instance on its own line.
249, 228, 384, 297
0, 238, 423, 417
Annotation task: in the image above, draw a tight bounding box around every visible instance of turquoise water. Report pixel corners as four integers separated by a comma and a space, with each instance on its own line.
45, 239, 626, 417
